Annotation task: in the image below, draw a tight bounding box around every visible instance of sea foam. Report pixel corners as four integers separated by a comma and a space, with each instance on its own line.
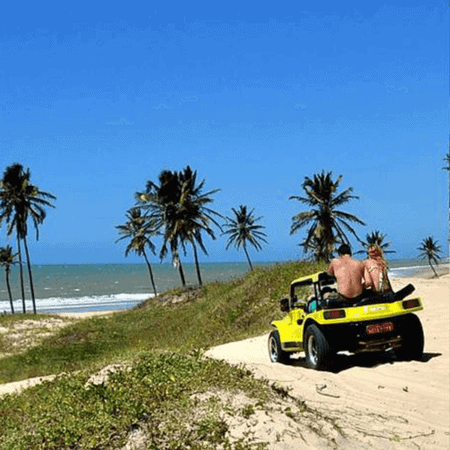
0, 293, 153, 314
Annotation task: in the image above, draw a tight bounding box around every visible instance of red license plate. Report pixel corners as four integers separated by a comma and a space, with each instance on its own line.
366, 322, 394, 335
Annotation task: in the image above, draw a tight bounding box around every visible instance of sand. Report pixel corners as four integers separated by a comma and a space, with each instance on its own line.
205, 274, 450, 449
0, 274, 448, 449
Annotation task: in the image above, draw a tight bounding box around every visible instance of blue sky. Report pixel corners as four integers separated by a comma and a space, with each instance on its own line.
0, 1, 448, 265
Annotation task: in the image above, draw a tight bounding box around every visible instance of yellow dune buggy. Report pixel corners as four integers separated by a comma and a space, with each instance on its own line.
268, 271, 424, 370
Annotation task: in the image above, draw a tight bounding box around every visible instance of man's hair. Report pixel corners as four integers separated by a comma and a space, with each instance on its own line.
337, 244, 351, 256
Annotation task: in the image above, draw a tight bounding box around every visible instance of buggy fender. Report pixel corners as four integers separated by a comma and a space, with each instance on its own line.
302, 317, 322, 347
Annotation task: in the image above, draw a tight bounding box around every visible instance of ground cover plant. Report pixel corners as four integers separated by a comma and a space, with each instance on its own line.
0, 261, 326, 384
0, 261, 333, 449
0, 351, 285, 449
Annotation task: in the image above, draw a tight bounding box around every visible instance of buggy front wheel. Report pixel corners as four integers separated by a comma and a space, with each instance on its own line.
268, 330, 290, 364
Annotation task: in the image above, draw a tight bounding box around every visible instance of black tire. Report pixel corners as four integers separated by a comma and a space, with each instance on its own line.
395, 314, 424, 361
268, 329, 290, 364
304, 325, 332, 370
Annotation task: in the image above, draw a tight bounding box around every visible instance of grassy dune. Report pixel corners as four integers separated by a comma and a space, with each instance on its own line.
0, 260, 328, 449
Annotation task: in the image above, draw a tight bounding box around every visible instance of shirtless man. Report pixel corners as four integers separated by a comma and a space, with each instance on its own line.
327, 244, 370, 302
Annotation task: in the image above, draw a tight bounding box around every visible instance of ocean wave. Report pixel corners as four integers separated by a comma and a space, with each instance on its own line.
388, 263, 449, 278
0, 293, 154, 314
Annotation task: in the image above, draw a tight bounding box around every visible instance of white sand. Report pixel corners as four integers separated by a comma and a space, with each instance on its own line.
55, 310, 120, 319
205, 275, 450, 449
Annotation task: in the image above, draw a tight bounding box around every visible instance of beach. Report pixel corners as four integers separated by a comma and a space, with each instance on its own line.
0, 268, 448, 449
205, 272, 450, 449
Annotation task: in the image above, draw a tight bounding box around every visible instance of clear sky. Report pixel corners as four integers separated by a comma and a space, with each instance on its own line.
0, 1, 448, 265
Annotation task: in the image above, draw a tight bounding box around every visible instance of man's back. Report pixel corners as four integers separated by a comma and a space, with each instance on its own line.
328, 254, 366, 298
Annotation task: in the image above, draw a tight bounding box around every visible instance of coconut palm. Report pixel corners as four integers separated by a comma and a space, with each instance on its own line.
417, 236, 442, 278
0, 245, 17, 314
0, 163, 56, 314
116, 207, 158, 297
299, 234, 340, 262
222, 205, 268, 270
137, 170, 188, 286
444, 146, 450, 242
355, 230, 396, 256
289, 171, 365, 262
175, 166, 221, 286
443, 145, 450, 171
137, 167, 221, 287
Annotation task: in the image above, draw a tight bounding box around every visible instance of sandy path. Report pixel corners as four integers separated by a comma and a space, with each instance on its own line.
205, 276, 450, 449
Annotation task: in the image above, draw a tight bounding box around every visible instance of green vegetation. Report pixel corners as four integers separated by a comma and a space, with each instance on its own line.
0, 163, 56, 314
355, 230, 396, 256
135, 165, 221, 287
115, 207, 158, 297
0, 261, 325, 384
289, 171, 365, 262
0, 246, 17, 314
0, 261, 327, 449
417, 236, 442, 278
222, 205, 268, 271
0, 352, 278, 449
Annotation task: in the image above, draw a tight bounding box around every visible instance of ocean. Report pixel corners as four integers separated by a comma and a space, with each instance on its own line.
0, 259, 448, 315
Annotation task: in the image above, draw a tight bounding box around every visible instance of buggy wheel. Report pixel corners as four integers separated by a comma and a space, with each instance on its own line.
268, 330, 290, 364
304, 325, 332, 370
395, 314, 424, 361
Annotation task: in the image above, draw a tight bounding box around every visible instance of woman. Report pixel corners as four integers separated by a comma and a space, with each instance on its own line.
364, 245, 392, 293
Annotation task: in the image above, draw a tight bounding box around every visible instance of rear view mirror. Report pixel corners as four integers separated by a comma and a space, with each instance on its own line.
279, 298, 289, 312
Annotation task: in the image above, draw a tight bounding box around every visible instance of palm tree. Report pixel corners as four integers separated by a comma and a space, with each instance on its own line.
0, 246, 17, 314
443, 145, 450, 244
175, 166, 221, 286
222, 205, 268, 270
0, 163, 56, 314
442, 144, 450, 171
355, 230, 396, 256
417, 236, 442, 278
137, 167, 221, 287
289, 171, 365, 262
115, 207, 158, 297
298, 234, 339, 262
137, 170, 188, 287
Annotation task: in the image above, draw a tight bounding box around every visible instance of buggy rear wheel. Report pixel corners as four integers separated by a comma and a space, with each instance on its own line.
395, 314, 424, 361
268, 329, 290, 364
304, 325, 332, 370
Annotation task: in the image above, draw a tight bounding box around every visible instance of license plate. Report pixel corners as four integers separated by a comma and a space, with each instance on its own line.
366, 322, 394, 335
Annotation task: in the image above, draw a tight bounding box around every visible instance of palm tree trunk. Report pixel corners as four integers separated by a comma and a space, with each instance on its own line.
142, 249, 158, 297
22, 236, 37, 314
178, 260, 186, 287
16, 233, 26, 313
5, 268, 14, 314
192, 243, 203, 286
243, 245, 253, 270
429, 258, 438, 278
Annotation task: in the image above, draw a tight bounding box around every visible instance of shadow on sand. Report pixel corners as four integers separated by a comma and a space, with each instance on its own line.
287, 351, 441, 373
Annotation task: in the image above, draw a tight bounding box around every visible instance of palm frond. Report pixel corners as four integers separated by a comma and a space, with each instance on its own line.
289, 171, 364, 261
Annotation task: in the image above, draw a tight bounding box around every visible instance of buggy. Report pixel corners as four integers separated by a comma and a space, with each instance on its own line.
269, 271, 424, 370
